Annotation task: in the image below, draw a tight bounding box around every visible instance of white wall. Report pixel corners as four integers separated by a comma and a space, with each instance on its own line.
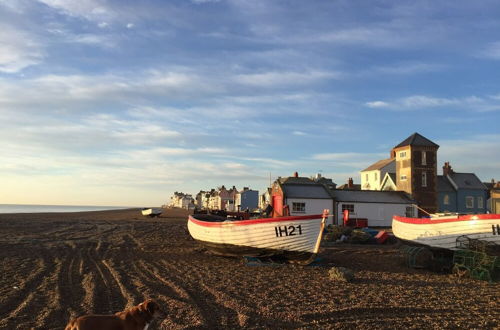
286, 198, 334, 225
335, 202, 415, 227
361, 162, 395, 191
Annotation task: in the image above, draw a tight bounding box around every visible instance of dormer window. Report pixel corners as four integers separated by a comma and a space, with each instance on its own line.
422, 151, 427, 165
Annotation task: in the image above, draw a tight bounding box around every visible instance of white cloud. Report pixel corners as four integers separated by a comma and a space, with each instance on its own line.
36, 0, 115, 22
235, 70, 338, 87
0, 23, 43, 72
365, 94, 500, 112
477, 41, 500, 60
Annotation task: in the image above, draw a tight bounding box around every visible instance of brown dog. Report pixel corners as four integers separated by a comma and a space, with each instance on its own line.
65, 299, 166, 330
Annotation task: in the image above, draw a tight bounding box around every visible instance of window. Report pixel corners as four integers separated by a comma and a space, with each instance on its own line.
292, 202, 306, 213
405, 206, 415, 217
477, 197, 483, 209
444, 194, 450, 205
341, 204, 355, 213
422, 151, 427, 165
399, 151, 407, 158
466, 196, 474, 209
365, 173, 368, 181
400, 175, 407, 181
422, 172, 427, 187
374, 172, 378, 181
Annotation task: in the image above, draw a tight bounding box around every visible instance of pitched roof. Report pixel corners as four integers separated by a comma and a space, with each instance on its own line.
279, 176, 317, 185
361, 158, 394, 172
447, 173, 487, 190
328, 189, 415, 204
380, 172, 397, 190
337, 184, 361, 190
282, 184, 331, 199
394, 132, 439, 149
437, 175, 455, 192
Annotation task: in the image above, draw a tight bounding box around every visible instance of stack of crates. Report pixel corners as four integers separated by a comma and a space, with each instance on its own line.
452, 236, 500, 282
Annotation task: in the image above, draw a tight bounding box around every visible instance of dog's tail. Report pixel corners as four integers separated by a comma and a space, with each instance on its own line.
64, 319, 77, 330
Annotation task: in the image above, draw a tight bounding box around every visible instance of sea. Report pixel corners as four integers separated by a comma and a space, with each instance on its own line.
0, 204, 133, 214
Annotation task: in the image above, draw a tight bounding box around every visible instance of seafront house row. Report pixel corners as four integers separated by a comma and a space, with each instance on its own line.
191, 186, 259, 212
172, 132, 496, 222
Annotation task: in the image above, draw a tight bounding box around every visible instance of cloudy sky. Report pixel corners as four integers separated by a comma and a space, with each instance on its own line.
1, 0, 499, 207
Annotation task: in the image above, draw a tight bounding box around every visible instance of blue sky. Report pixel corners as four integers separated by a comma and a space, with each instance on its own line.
1, 0, 499, 206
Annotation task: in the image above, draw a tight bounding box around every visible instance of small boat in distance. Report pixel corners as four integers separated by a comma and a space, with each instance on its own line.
187, 210, 329, 264
141, 208, 162, 218
392, 213, 500, 250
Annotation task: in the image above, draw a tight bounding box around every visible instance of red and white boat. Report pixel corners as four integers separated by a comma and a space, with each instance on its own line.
392, 213, 500, 250
187, 211, 328, 264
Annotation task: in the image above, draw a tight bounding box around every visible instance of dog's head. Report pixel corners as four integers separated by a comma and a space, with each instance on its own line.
141, 299, 167, 319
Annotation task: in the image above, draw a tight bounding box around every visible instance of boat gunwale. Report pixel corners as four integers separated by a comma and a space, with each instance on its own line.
189, 213, 323, 227
393, 214, 500, 225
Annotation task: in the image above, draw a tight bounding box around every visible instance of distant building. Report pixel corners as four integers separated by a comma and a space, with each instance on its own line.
169, 192, 194, 209
235, 187, 259, 211
438, 162, 488, 214
484, 179, 500, 213
260, 188, 272, 210
360, 158, 395, 190
337, 178, 361, 190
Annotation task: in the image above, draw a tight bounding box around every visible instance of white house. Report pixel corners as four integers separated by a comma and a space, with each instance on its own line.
170, 192, 195, 209
271, 174, 334, 225
328, 189, 416, 227
360, 158, 395, 190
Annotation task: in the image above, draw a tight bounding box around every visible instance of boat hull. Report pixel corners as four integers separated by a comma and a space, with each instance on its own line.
142, 208, 162, 217
392, 214, 500, 250
188, 213, 326, 262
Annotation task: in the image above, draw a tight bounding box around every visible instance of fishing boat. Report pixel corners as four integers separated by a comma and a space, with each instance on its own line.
187, 210, 328, 264
392, 213, 500, 250
141, 208, 162, 217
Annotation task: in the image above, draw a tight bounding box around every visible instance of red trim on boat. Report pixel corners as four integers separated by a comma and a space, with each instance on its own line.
189, 214, 323, 227
393, 214, 500, 224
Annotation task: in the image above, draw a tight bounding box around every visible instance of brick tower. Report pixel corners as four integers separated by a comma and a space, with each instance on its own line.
391, 133, 439, 216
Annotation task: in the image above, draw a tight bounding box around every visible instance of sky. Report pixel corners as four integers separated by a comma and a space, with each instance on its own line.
1, 0, 499, 207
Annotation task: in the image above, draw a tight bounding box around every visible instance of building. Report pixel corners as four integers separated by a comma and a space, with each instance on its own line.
260, 188, 272, 210
360, 158, 395, 190
337, 178, 361, 190
438, 162, 488, 214
328, 189, 416, 227
235, 187, 259, 211
484, 179, 500, 213
380, 172, 397, 191
392, 132, 439, 215
169, 192, 194, 209
270, 172, 334, 224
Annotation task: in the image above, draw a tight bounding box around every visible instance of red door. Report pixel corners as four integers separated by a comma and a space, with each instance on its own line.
272, 195, 283, 217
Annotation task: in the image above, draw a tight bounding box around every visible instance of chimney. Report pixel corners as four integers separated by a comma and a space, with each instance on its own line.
443, 162, 454, 176
294, 171, 299, 178
348, 177, 353, 188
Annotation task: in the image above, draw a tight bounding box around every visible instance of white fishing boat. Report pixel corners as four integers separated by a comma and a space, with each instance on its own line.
187, 210, 328, 264
141, 208, 162, 217
392, 213, 500, 250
